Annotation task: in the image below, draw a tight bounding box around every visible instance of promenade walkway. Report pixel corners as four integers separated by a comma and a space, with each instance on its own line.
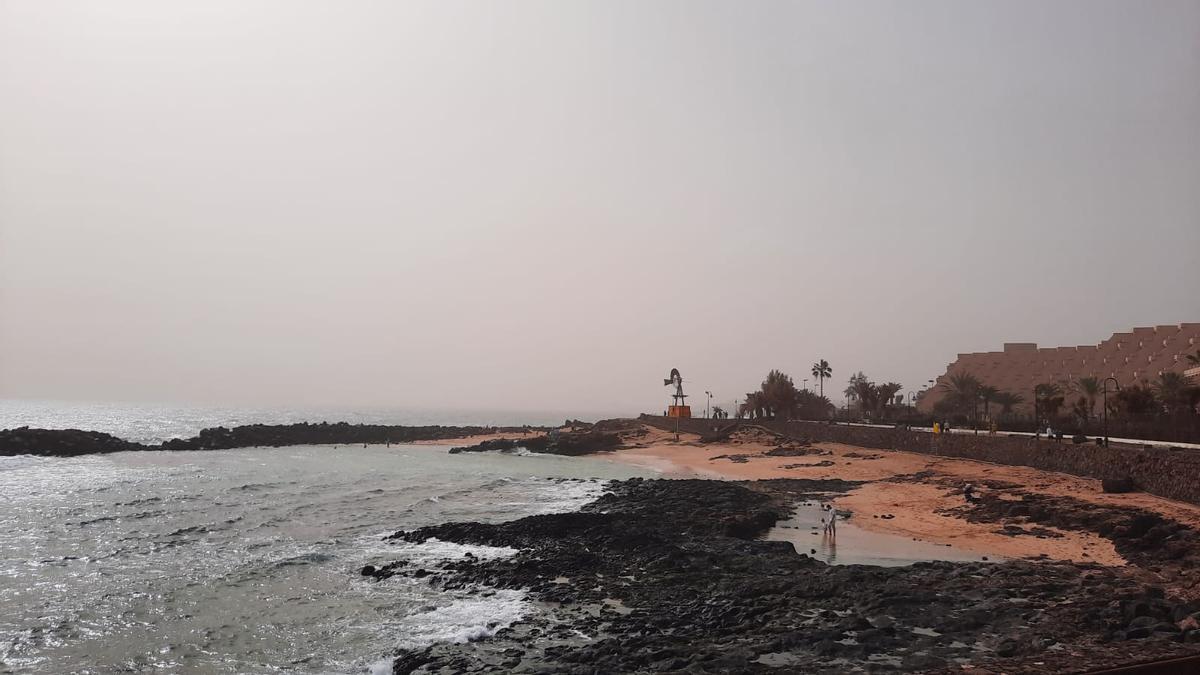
829, 420, 1200, 451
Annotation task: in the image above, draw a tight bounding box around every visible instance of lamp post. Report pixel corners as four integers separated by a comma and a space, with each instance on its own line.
803, 378, 809, 392
705, 391, 712, 419
1103, 377, 1120, 447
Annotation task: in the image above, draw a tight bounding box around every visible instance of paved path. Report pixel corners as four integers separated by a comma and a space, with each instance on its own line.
829, 421, 1200, 451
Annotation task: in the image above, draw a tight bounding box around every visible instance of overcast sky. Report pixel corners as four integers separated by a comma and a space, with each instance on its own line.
1, 1, 1198, 416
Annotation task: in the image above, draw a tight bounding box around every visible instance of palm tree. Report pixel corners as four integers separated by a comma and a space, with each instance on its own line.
1114, 383, 1157, 416
847, 372, 878, 419
811, 360, 832, 399
938, 372, 981, 416
1034, 382, 1065, 421
992, 391, 1025, 417
978, 385, 999, 422
1154, 372, 1192, 415
1073, 377, 1102, 421
876, 382, 903, 419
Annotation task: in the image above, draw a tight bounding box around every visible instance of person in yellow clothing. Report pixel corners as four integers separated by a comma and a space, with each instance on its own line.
933, 422, 941, 435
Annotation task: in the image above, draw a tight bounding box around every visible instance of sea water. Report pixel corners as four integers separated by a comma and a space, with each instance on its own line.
0, 444, 651, 673
1, 400, 989, 672
0, 399, 627, 445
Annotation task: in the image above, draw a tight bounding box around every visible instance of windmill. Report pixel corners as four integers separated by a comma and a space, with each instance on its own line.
663, 368, 691, 419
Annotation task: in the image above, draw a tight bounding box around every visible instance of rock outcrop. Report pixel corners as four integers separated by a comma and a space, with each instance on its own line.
372, 478, 1200, 673
449, 430, 622, 456
0, 427, 144, 457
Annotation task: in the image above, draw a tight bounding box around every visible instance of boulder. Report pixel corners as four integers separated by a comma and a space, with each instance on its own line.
1103, 477, 1136, 494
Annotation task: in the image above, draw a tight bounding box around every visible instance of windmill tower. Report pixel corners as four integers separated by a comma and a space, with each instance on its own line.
663, 368, 691, 418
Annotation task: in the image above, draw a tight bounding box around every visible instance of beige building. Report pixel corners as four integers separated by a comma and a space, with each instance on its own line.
919, 323, 1200, 415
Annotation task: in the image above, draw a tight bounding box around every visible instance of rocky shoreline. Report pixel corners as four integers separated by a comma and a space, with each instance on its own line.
0, 422, 543, 457
372, 478, 1200, 674
449, 430, 624, 457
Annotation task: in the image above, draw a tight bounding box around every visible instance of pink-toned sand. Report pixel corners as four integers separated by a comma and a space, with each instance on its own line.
613, 425, 1200, 567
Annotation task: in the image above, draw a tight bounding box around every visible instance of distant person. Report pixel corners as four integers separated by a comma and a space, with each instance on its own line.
964, 483, 979, 503
933, 422, 941, 435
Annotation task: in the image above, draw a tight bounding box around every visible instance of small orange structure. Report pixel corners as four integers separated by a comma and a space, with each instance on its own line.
664, 368, 691, 418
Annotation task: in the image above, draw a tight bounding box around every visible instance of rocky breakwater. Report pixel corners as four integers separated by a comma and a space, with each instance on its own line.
366, 478, 1200, 673
0, 427, 145, 457
157, 422, 526, 451
1, 422, 541, 457
449, 430, 622, 457
448, 420, 642, 457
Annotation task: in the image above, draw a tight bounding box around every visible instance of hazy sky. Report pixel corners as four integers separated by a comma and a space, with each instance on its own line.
2, 1, 1198, 416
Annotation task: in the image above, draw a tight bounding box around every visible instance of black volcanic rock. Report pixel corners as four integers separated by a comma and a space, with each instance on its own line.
158, 422, 518, 451
1, 422, 546, 457
1103, 477, 1136, 494
449, 430, 621, 456
0, 427, 146, 457
373, 478, 1200, 674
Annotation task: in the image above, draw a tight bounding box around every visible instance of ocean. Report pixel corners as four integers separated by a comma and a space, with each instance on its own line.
0, 399, 629, 446
0, 401, 652, 674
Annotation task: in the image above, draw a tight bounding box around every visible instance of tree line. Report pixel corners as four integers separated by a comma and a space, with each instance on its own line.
934, 349, 1200, 431
731, 360, 900, 422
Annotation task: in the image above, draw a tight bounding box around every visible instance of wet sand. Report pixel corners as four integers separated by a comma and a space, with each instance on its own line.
612, 425, 1200, 567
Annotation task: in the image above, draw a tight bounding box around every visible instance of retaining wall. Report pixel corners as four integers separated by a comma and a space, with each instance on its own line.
640, 415, 1200, 506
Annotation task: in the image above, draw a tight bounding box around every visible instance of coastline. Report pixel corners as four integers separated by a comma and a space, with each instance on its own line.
380, 476, 1200, 673
10, 418, 1200, 671
605, 424, 1200, 568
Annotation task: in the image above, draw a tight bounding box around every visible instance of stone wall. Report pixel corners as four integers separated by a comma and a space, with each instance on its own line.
639, 415, 1200, 506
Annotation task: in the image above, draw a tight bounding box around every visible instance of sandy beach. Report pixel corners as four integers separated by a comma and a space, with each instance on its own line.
610, 424, 1200, 569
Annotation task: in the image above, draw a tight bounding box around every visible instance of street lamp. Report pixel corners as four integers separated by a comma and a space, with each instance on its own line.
1103, 377, 1120, 447
803, 378, 809, 392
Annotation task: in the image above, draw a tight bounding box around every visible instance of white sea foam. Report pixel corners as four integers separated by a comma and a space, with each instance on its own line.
532, 479, 610, 513
367, 658, 394, 675
392, 589, 530, 650
380, 537, 520, 567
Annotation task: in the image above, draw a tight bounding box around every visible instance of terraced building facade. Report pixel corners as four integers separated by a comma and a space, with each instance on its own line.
918, 323, 1200, 416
